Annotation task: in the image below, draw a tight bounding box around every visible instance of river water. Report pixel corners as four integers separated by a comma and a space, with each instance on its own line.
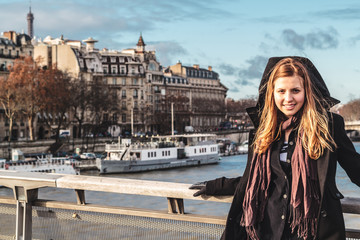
1, 142, 360, 229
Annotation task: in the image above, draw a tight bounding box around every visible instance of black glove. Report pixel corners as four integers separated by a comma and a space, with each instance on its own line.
189, 181, 207, 197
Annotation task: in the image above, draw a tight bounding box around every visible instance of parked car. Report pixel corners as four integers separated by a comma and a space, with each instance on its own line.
184, 126, 194, 133
80, 152, 96, 160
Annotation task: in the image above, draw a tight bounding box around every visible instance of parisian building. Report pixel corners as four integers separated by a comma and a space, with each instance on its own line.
33, 34, 228, 137
165, 62, 228, 132
0, 30, 34, 140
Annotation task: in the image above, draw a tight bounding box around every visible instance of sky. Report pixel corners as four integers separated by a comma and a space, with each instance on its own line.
1, 0, 360, 104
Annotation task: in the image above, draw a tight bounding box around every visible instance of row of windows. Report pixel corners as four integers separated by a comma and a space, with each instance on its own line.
162, 150, 171, 157
107, 78, 144, 86
164, 77, 188, 85
103, 56, 136, 63
148, 151, 157, 158
103, 65, 142, 75
210, 147, 217, 152
193, 147, 216, 154
187, 69, 214, 78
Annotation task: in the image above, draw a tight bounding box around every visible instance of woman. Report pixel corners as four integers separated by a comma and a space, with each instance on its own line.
190, 56, 360, 240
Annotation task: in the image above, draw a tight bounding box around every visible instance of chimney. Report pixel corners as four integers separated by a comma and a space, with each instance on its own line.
3, 31, 17, 43
208, 66, 212, 71
193, 64, 199, 69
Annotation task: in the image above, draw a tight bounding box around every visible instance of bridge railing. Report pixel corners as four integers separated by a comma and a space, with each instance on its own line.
0, 171, 359, 240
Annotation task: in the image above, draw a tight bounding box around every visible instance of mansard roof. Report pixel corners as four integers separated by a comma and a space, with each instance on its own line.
0, 37, 16, 46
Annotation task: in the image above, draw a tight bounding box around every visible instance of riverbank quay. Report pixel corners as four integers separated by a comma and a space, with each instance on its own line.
0, 171, 359, 240
0, 130, 249, 160
0, 138, 108, 159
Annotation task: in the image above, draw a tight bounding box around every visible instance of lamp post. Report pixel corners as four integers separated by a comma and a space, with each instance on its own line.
171, 102, 174, 136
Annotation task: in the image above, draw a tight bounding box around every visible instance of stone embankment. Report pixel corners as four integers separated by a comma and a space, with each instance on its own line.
0, 130, 250, 159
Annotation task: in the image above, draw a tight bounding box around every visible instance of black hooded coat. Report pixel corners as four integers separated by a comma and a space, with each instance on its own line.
204, 56, 360, 239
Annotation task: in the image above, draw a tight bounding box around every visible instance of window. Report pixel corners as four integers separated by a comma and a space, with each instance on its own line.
122, 90, 126, 98
112, 113, 118, 122
133, 78, 137, 85
112, 78, 117, 85
122, 78, 126, 85
131, 67, 135, 74
112, 90, 117, 100
133, 89, 138, 98
134, 100, 138, 109
103, 113, 108, 121
122, 101, 126, 109
103, 66, 108, 74
122, 114, 126, 122
121, 66, 125, 74
112, 66, 117, 74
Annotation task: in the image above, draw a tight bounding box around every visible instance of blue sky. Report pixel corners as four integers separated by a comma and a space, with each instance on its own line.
1, 0, 360, 104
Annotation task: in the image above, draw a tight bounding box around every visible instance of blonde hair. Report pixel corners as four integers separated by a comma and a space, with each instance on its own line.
254, 58, 336, 159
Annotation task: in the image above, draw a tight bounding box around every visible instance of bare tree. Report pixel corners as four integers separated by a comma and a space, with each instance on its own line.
0, 75, 21, 141
339, 99, 360, 121
70, 78, 92, 138
40, 66, 72, 141
7, 57, 42, 140
87, 76, 112, 136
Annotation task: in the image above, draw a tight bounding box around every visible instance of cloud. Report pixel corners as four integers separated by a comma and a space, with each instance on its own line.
147, 41, 188, 66
282, 28, 339, 51
228, 84, 240, 93
282, 29, 305, 51
237, 56, 268, 82
348, 34, 360, 46
218, 63, 237, 76
314, 8, 360, 20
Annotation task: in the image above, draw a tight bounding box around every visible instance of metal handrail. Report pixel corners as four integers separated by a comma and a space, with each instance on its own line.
0, 171, 359, 239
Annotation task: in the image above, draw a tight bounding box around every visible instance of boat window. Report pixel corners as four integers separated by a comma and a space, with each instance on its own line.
162, 151, 164, 156
168, 150, 170, 155
154, 152, 156, 157
194, 149, 196, 154
148, 152, 150, 158
151, 152, 153, 157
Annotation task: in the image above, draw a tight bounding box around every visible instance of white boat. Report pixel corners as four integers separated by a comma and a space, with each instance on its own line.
96, 134, 220, 174
0, 149, 79, 175
237, 140, 249, 154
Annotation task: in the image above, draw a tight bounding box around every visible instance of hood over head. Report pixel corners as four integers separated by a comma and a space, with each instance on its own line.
246, 56, 340, 127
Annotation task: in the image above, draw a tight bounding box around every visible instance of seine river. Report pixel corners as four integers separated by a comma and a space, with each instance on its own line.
1, 142, 360, 230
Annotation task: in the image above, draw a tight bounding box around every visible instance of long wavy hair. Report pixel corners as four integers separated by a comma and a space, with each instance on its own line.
254, 58, 336, 159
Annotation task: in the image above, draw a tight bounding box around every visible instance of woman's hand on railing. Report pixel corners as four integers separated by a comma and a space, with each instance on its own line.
189, 181, 207, 197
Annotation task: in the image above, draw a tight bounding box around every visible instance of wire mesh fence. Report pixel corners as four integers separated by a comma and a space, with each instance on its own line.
0, 203, 224, 240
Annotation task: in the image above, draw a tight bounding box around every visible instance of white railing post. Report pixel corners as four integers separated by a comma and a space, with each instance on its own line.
14, 187, 38, 240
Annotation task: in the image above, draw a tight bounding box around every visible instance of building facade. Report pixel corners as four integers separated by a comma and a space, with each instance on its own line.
0, 31, 34, 141
1, 32, 228, 140
166, 62, 228, 132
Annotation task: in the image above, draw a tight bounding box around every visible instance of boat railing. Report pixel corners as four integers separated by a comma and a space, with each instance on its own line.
0, 171, 359, 240
105, 142, 166, 151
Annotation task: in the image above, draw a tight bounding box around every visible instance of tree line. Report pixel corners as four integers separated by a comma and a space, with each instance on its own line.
0, 56, 111, 141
